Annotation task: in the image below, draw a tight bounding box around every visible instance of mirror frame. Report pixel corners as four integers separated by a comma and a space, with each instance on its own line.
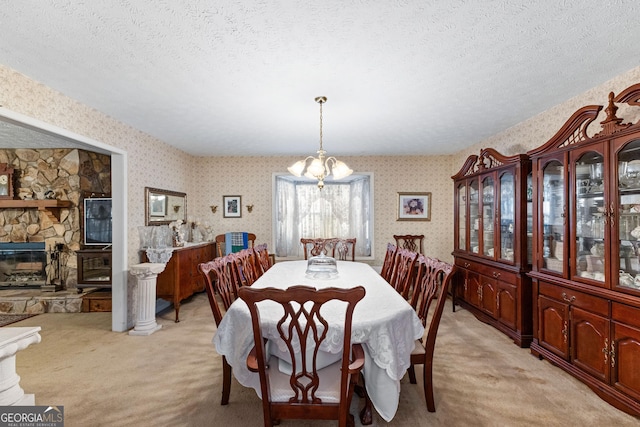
144, 187, 187, 226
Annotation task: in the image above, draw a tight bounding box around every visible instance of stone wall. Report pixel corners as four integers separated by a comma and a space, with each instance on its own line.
0, 148, 111, 288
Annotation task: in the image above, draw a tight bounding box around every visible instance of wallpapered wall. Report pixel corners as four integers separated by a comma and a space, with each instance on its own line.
191, 155, 455, 265
2, 63, 640, 269
452, 67, 640, 167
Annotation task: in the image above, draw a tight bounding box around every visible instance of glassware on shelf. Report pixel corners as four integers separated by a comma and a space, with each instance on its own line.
500, 172, 515, 261
469, 180, 479, 254
575, 152, 605, 282
542, 161, 564, 272
458, 185, 466, 250
482, 176, 495, 257
617, 140, 640, 284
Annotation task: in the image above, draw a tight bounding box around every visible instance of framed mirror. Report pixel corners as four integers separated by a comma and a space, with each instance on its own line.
145, 187, 187, 225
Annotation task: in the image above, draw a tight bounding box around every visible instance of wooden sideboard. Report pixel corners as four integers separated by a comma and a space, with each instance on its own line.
141, 242, 215, 322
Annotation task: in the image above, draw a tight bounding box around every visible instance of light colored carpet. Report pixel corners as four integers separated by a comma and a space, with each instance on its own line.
11, 292, 640, 426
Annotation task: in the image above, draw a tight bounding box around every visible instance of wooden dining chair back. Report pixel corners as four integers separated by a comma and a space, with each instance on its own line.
198, 256, 241, 405
229, 248, 261, 286
406, 255, 454, 412
215, 232, 257, 257
333, 238, 356, 261
239, 285, 366, 427
300, 238, 338, 259
389, 248, 418, 299
380, 243, 397, 281
393, 234, 425, 254
254, 243, 273, 276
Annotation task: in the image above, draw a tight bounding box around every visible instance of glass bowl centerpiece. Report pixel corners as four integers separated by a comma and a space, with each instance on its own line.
305, 253, 338, 279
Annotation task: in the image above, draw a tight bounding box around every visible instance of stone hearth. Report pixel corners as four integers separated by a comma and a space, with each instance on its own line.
0, 288, 100, 314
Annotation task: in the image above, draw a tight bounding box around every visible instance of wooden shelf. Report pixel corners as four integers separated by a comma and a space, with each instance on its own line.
0, 199, 73, 222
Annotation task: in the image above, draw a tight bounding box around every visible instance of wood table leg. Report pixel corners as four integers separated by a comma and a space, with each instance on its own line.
356, 375, 372, 425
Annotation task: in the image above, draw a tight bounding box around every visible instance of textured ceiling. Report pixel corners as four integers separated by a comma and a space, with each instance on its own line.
0, 1, 639, 156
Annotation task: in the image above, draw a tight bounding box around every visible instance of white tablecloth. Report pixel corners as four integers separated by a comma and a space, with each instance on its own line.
213, 260, 424, 422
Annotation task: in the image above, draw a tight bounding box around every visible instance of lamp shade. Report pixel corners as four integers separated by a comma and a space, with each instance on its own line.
306, 158, 326, 178
331, 160, 353, 180
287, 160, 307, 177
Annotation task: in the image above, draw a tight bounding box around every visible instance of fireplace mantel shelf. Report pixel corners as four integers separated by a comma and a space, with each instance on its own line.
0, 200, 73, 222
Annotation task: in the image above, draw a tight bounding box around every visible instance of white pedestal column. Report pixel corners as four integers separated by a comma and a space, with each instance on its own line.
129, 263, 166, 336
0, 327, 41, 406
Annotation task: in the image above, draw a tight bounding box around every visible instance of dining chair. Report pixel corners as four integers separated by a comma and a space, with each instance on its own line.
393, 234, 425, 254
380, 243, 397, 281
406, 255, 454, 412
198, 257, 241, 405
332, 238, 356, 261
239, 285, 366, 427
300, 238, 337, 259
389, 248, 418, 299
253, 243, 273, 276
229, 248, 261, 286
215, 232, 257, 257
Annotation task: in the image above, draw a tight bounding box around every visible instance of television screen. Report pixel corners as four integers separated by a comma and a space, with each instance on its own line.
84, 198, 112, 246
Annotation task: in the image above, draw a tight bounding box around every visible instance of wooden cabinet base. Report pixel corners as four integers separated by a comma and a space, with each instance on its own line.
453, 257, 533, 348
455, 299, 532, 348
531, 341, 640, 417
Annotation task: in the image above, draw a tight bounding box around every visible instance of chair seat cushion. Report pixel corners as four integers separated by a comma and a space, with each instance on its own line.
411, 339, 426, 356
266, 355, 343, 403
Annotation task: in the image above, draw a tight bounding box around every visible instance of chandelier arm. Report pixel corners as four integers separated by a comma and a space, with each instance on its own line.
325, 156, 337, 172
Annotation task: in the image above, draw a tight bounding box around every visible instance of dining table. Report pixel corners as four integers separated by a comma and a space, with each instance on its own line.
213, 260, 424, 422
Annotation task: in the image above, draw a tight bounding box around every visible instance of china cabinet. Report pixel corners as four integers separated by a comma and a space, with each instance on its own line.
452, 148, 532, 347
527, 83, 640, 416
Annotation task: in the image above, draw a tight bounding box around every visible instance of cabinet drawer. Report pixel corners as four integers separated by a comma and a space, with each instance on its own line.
539, 282, 608, 316
479, 267, 516, 283
82, 297, 112, 312
458, 259, 516, 283
612, 302, 640, 329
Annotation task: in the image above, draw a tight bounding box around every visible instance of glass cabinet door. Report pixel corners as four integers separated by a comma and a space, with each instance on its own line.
542, 160, 565, 273
469, 179, 479, 254
499, 172, 515, 262
482, 176, 495, 257
617, 138, 640, 291
574, 150, 605, 284
457, 183, 467, 251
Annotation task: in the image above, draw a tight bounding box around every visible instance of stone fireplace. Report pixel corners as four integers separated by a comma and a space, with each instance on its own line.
0, 148, 110, 313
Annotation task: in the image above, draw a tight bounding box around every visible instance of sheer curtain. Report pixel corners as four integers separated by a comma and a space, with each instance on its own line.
274, 175, 372, 258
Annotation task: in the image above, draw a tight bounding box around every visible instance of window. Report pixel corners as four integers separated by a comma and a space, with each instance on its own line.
273, 174, 373, 258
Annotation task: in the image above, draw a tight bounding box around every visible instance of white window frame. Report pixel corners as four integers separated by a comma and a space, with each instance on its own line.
272, 172, 375, 261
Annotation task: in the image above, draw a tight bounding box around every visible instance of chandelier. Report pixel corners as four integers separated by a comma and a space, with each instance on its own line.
288, 96, 353, 189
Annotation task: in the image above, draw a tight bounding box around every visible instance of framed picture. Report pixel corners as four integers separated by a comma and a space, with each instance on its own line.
149, 193, 167, 217
223, 195, 242, 218
397, 192, 431, 221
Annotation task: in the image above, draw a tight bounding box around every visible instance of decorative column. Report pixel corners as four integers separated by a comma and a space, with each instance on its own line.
129, 263, 166, 336
0, 327, 41, 405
